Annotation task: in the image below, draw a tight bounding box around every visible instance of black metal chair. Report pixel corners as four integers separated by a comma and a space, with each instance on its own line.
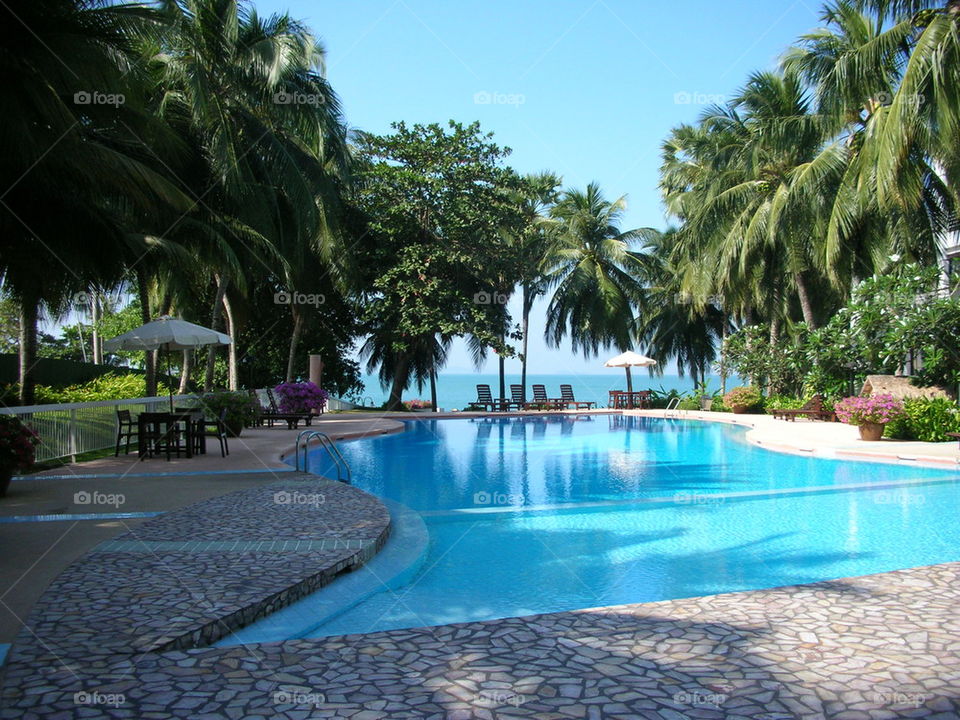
115, 409, 137, 456
195, 407, 229, 457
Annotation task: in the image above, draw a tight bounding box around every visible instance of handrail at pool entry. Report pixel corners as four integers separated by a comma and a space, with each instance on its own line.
296, 430, 352, 483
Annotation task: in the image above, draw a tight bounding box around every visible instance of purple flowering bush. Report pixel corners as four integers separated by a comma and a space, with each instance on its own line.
834, 394, 905, 426
274, 381, 329, 414
403, 399, 433, 410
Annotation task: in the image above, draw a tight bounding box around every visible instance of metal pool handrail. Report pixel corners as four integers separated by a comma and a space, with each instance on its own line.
295, 430, 352, 483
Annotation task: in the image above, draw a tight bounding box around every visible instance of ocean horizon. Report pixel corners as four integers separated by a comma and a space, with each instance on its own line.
353, 372, 732, 410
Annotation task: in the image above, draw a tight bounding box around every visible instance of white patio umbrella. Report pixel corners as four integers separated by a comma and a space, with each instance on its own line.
603, 350, 657, 395
103, 316, 232, 411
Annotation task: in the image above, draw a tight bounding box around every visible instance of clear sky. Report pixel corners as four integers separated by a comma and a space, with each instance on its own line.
255, 0, 825, 375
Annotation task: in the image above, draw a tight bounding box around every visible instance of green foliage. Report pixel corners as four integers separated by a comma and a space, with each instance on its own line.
763, 395, 806, 412
723, 386, 763, 410
199, 392, 260, 430
677, 398, 699, 411
885, 398, 960, 442
0, 373, 174, 405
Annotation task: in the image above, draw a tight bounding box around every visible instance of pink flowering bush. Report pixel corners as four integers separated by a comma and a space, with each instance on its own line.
834, 394, 905, 426
0, 415, 40, 472
403, 399, 433, 410
274, 381, 329, 414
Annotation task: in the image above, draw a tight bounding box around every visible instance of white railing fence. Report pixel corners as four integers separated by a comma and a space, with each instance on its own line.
2, 395, 199, 462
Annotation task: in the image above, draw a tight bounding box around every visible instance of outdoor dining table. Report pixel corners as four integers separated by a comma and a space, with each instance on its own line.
138, 410, 205, 459
608, 390, 652, 409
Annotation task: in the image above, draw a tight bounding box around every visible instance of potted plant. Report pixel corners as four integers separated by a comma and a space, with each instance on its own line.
834, 394, 905, 441
694, 381, 716, 411
722, 386, 762, 414
200, 391, 260, 437
274, 381, 329, 416
0, 415, 40, 496
403, 399, 434, 412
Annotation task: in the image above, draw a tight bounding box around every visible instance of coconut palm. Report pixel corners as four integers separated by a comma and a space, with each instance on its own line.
542, 183, 649, 355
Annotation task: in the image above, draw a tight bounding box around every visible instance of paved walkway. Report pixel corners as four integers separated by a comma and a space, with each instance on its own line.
2, 409, 960, 718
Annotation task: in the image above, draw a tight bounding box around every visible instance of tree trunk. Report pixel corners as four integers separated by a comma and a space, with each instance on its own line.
18, 297, 39, 405
520, 286, 531, 403
178, 350, 192, 394
285, 304, 304, 383
91, 291, 102, 364
720, 314, 728, 395
136, 269, 156, 397
223, 291, 239, 390
430, 369, 438, 412
794, 271, 817, 329
387, 354, 410, 410
498, 352, 506, 402
204, 275, 228, 391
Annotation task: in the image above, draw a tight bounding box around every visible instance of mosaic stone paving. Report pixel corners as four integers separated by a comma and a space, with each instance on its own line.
3, 554, 960, 717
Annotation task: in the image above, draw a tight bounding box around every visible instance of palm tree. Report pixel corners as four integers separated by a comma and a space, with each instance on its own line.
542, 183, 648, 356
0, 0, 188, 403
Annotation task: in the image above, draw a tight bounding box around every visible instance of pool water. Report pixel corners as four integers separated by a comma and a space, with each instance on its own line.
232, 416, 960, 642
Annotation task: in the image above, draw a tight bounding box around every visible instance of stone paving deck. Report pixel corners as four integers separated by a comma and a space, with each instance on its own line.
2, 562, 960, 718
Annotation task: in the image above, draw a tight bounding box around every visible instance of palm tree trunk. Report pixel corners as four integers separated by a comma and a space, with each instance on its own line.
720, 314, 728, 395
498, 352, 506, 402
794, 271, 817, 329
223, 291, 239, 390
520, 286, 531, 403
178, 350, 192, 394
18, 297, 39, 405
91, 291, 102, 364
387, 354, 410, 410
204, 275, 228, 391
136, 269, 156, 397
429, 369, 438, 412
286, 304, 304, 382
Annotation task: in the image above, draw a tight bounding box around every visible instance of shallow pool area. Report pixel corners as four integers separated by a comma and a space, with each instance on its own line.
223, 415, 960, 644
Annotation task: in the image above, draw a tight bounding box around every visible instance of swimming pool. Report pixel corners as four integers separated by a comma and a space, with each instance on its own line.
224, 415, 960, 644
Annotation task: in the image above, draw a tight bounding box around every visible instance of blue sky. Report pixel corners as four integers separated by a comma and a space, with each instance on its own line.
259, 0, 824, 375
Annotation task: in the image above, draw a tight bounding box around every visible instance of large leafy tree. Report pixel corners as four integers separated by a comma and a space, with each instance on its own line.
354, 121, 522, 409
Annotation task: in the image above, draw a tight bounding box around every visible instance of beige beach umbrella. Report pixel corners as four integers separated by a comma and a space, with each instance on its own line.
104, 316, 231, 411
603, 350, 657, 395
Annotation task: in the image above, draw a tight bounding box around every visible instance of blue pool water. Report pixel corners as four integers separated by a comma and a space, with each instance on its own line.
229, 416, 960, 643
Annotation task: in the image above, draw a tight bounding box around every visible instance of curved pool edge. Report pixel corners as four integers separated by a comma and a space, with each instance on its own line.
624, 408, 960, 470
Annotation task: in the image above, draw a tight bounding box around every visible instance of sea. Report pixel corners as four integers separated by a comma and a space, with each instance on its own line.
352, 373, 730, 411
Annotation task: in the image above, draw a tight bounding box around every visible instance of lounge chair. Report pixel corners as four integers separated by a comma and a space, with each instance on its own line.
506, 384, 525, 411
525, 384, 561, 410
558, 384, 596, 410
771, 394, 835, 422
472, 384, 501, 412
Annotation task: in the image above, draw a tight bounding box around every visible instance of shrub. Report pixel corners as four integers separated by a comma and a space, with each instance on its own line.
200, 391, 260, 432
711, 397, 730, 413
403, 399, 433, 410
764, 395, 805, 413
274, 381, 329, 414
0, 415, 40, 472
885, 398, 960, 442
723, 386, 762, 411
834, 394, 905, 426
677, 398, 699, 411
